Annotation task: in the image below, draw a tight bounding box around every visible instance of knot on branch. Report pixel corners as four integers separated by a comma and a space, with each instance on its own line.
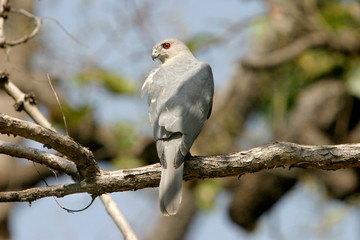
14, 92, 37, 111
24, 92, 37, 105
13, 101, 24, 111
0, 2, 10, 19
0, 71, 9, 83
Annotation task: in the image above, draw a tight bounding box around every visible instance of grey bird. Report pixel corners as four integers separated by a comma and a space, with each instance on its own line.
142, 38, 214, 216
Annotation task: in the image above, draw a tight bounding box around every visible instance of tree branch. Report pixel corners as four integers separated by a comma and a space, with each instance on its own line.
0, 140, 78, 179
0, 0, 9, 45
0, 142, 359, 202
0, 8, 41, 48
0, 72, 55, 131
0, 75, 137, 238
100, 194, 138, 240
0, 113, 99, 179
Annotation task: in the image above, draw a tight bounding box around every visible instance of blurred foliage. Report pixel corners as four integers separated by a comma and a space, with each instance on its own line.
297, 50, 345, 79
112, 122, 139, 150
254, 0, 360, 130
76, 68, 136, 94
194, 179, 222, 210
321, 1, 359, 30
50, 101, 93, 128
111, 122, 143, 169
113, 155, 143, 169
185, 33, 215, 53
346, 61, 360, 98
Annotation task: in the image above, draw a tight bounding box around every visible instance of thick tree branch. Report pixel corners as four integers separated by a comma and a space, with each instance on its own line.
0, 142, 359, 202
0, 113, 99, 179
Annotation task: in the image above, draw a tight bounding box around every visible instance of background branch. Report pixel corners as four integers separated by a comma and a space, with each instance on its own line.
242, 32, 328, 69
242, 30, 360, 69
100, 194, 138, 240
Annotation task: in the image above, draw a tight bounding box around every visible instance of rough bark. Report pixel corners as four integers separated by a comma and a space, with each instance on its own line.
0, 114, 99, 179
0, 141, 359, 202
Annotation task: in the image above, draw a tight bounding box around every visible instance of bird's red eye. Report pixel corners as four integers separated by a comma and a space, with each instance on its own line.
162, 43, 171, 49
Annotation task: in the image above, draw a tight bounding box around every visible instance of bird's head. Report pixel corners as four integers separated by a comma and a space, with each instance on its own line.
151, 38, 192, 63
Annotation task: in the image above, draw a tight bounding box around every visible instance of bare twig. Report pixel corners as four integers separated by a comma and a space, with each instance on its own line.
0, 142, 359, 202
43, 16, 89, 47
0, 75, 98, 178
47, 74, 68, 135
0, 71, 55, 131
0, 140, 78, 179
0, 8, 41, 48
100, 194, 138, 240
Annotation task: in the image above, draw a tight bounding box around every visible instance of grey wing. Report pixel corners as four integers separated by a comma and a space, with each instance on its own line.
141, 67, 159, 98
154, 62, 214, 154
142, 67, 164, 125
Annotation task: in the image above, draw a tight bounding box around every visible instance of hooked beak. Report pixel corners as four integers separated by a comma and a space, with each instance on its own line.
152, 49, 160, 61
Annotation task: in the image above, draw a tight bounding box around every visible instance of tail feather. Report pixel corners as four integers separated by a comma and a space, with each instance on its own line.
158, 137, 185, 216
159, 162, 184, 216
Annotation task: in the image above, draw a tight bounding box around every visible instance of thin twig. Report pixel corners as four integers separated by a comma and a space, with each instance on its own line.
0, 8, 42, 48
0, 71, 55, 131
43, 16, 89, 48
47, 74, 69, 135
